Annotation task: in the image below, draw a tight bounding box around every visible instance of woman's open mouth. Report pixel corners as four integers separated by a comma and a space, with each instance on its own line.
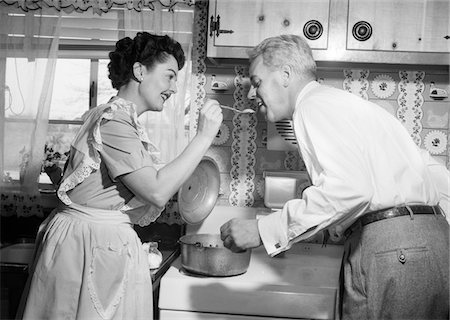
161, 92, 171, 102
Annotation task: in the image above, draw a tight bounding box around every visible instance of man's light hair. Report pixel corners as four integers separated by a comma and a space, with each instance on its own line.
248, 34, 317, 80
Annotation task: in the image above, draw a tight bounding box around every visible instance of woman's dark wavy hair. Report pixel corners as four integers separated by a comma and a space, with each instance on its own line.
108, 32, 185, 90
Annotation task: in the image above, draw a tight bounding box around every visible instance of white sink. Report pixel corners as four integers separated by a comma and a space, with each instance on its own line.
0, 243, 35, 265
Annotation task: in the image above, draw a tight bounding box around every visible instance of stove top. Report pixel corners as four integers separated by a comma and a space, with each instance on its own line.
159, 243, 343, 319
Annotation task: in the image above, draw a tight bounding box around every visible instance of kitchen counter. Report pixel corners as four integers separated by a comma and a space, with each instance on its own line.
151, 246, 180, 320
150, 246, 180, 288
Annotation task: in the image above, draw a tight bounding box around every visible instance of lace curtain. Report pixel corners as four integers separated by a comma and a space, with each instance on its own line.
0, 5, 61, 217
136, 9, 193, 165
0, 0, 195, 217
0, 0, 194, 14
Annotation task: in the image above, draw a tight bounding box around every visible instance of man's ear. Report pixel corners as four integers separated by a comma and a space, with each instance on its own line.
280, 64, 291, 87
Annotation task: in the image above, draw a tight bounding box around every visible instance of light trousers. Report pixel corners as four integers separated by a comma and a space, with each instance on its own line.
340, 213, 449, 320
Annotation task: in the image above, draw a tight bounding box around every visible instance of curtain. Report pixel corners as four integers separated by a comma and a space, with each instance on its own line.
0, 4, 61, 217
132, 6, 193, 165
0, 1, 194, 217
0, 0, 194, 15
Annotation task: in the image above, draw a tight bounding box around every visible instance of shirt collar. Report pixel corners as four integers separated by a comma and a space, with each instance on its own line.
292, 80, 320, 120
295, 80, 320, 107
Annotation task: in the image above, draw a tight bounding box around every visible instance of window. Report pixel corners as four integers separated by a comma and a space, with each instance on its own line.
1, 4, 194, 188
5, 57, 118, 184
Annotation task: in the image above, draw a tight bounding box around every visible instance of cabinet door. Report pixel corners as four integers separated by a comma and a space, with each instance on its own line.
209, 0, 330, 53
347, 0, 450, 53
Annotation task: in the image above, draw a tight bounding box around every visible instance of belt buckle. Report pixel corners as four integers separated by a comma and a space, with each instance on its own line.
385, 208, 399, 218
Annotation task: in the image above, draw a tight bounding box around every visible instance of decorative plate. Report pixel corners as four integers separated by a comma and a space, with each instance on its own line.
423, 130, 447, 155
371, 74, 396, 99
255, 177, 265, 199
212, 123, 230, 146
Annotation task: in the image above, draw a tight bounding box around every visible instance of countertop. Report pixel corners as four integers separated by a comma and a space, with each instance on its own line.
150, 246, 180, 289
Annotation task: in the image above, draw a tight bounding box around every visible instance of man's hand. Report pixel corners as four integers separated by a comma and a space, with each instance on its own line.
220, 219, 262, 252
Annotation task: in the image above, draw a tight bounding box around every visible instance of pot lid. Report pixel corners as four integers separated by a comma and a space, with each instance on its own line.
178, 156, 220, 224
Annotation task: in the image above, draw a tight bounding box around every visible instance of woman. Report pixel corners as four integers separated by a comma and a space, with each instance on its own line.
19, 32, 222, 319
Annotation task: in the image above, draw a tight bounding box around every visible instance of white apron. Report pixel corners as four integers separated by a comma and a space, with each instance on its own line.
18, 203, 153, 320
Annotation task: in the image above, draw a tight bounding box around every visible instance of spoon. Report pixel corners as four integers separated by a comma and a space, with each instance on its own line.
220, 105, 256, 114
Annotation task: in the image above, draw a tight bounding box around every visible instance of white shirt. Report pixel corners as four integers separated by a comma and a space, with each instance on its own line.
258, 81, 450, 256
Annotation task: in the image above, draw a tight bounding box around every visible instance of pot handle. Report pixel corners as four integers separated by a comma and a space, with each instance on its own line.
178, 240, 206, 251
193, 242, 207, 251
194, 242, 203, 248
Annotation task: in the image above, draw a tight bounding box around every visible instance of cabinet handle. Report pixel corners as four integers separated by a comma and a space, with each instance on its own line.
218, 29, 234, 35
303, 20, 323, 40
352, 21, 372, 41
210, 15, 234, 38
210, 15, 215, 37
216, 15, 221, 37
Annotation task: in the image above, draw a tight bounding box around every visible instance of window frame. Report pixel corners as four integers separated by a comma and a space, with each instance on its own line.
3, 45, 117, 187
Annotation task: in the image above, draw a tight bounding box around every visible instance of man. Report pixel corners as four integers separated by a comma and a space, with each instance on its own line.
220, 34, 449, 319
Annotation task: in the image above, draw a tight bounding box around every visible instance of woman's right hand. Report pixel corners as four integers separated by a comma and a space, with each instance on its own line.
120, 99, 223, 208
196, 99, 223, 141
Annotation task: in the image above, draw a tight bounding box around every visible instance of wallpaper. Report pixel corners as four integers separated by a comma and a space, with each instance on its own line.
203, 64, 449, 208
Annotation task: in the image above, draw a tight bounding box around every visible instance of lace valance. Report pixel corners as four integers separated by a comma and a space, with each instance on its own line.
0, 0, 194, 14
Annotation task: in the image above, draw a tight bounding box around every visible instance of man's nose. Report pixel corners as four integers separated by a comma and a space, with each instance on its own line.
247, 85, 256, 100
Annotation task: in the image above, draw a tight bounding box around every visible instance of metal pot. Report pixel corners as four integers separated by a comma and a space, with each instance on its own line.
179, 234, 251, 277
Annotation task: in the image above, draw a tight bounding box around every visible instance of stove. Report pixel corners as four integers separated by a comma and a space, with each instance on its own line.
158, 205, 343, 319
158, 242, 343, 319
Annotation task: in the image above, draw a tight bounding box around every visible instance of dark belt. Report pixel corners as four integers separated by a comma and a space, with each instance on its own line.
360, 205, 440, 226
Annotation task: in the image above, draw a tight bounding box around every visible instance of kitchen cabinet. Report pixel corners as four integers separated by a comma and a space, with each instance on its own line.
207, 0, 330, 55
207, 0, 450, 65
347, 0, 449, 54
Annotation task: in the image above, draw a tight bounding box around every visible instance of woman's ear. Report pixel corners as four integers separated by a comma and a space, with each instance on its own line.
132, 62, 144, 82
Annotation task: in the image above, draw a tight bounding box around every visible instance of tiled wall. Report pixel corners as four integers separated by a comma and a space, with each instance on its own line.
202, 61, 450, 208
